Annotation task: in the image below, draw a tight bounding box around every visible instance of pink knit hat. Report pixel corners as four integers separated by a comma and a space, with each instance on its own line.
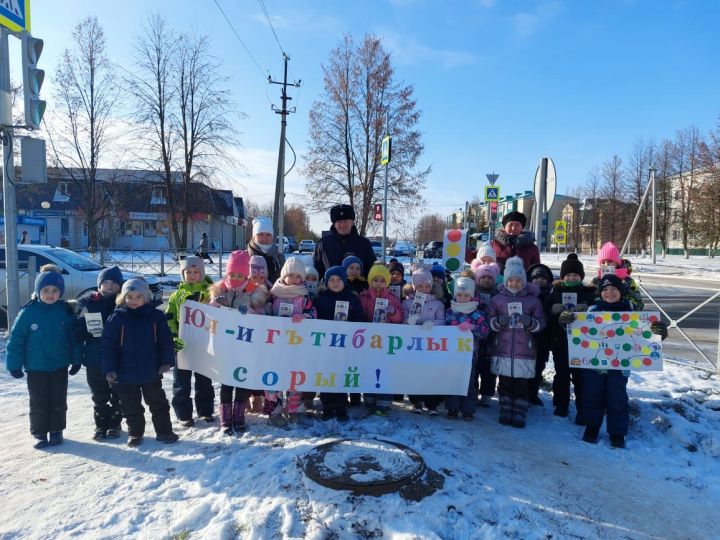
597, 242, 621, 266
474, 263, 499, 282
225, 250, 250, 288
411, 268, 433, 287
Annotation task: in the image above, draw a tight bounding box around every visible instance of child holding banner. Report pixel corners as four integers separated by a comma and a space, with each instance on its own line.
561, 274, 667, 448
360, 264, 403, 415
471, 263, 501, 407
268, 257, 317, 422
314, 266, 364, 421
444, 276, 489, 419
166, 256, 216, 427
402, 268, 447, 415
209, 250, 254, 436
343, 255, 368, 297
487, 257, 546, 428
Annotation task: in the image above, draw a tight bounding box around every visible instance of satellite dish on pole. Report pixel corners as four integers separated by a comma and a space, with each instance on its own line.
534, 158, 556, 212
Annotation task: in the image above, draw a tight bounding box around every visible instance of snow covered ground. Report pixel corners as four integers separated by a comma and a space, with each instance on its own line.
1, 333, 719, 539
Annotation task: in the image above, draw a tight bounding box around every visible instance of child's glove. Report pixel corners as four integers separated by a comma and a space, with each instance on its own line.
422, 320, 434, 330
650, 321, 668, 340
559, 310, 576, 326
187, 292, 201, 302
574, 303, 589, 312
173, 338, 185, 352
10, 369, 24, 379
68, 364, 82, 376
458, 322, 474, 332
106, 372, 118, 383
518, 314, 534, 329
492, 315, 511, 329
158, 364, 172, 375
292, 314, 303, 324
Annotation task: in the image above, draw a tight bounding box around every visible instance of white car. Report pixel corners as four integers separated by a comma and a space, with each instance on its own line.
298, 240, 316, 253
0, 245, 163, 320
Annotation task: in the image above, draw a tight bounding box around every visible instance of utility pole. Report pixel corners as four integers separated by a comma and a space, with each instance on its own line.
650, 168, 657, 265
269, 54, 300, 253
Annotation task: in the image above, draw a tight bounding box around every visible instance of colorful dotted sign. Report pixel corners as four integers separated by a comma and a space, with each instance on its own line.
442, 229, 467, 272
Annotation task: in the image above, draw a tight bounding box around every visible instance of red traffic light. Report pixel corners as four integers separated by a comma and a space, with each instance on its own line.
373, 203, 383, 221
490, 201, 498, 210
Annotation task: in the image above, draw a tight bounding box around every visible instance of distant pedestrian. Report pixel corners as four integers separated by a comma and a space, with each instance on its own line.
197, 232, 213, 263
19, 230, 29, 244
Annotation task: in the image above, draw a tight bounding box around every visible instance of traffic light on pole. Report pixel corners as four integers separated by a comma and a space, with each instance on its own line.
490, 201, 498, 222
21, 33, 46, 130
373, 203, 383, 221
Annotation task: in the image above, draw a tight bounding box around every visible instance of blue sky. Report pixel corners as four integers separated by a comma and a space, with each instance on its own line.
18, 0, 720, 233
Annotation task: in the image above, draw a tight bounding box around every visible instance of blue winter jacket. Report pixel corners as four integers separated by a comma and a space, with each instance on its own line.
101, 303, 175, 384
6, 299, 82, 372
74, 291, 118, 368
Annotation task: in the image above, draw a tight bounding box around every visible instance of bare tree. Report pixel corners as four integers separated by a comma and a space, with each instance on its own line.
654, 139, 674, 254
305, 34, 430, 235
49, 16, 119, 250
696, 119, 720, 255
600, 155, 624, 245
672, 126, 703, 258
624, 139, 655, 251
581, 167, 602, 253
415, 213, 446, 245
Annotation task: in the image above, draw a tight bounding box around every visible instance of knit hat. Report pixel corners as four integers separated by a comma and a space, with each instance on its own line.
342, 255, 363, 274
226, 250, 250, 277
121, 278, 152, 303
411, 268, 433, 287
597, 242, 621, 266
324, 265, 347, 287
597, 274, 625, 294
330, 204, 355, 223
35, 270, 65, 298
475, 242, 496, 262
454, 276, 476, 298
560, 253, 585, 279
252, 216, 273, 236
249, 255, 268, 276
503, 256, 527, 288
430, 263, 446, 280
280, 256, 306, 280
502, 210, 527, 227
305, 266, 319, 280
527, 263, 554, 283
388, 260, 405, 276
97, 266, 124, 288
181, 255, 205, 281
368, 263, 391, 285
474, 263, 499, 282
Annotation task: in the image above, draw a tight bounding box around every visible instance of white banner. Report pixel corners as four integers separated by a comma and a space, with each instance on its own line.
568, 311, 663, 371
178, 301, 473, 394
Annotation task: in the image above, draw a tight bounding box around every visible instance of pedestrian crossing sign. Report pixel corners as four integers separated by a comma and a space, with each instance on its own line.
555, 232, 566, 244
485, 186, 500, 202
554, 220, 567, 233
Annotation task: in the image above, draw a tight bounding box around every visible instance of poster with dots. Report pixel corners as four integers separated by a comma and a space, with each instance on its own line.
442, 229, 467, 272
567, 311, 663, 371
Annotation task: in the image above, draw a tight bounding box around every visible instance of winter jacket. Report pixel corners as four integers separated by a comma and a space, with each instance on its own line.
74, 291, 118, 368
544, 280, 598, 348
359, 288, 404, 323
166, 277, 214, 337
247, 240, 285, 284
314, 289, 364, 322
7, 299, 82, 372
402, 293, 446, 326
591, 275, 644, 311
313, 225, 376, 279
490, 230, 541, 272
210, 281, 270, 315
346, 277, 369, 296
486, 285, 546, 378
445, 303, 490, 341
270, 294, 317, 319
101, 303, 175, 384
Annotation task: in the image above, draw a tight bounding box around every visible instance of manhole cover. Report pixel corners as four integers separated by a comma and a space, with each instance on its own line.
301, 438, 426, 495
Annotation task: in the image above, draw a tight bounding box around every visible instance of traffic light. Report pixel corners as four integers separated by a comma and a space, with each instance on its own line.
21, 33, 46, 130
373, 203, 383, 221
489, 201, 498, 222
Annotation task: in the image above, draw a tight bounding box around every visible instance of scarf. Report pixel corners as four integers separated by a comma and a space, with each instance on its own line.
270, 280, 308, 299
451, 300, 479, 314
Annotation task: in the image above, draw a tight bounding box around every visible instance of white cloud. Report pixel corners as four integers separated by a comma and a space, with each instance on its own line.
511, 1, 563, 40
377, 29, 475, 69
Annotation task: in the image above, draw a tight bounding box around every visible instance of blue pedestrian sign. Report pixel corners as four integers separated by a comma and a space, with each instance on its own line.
484, 186, 500, 202
0, 0, 30, 33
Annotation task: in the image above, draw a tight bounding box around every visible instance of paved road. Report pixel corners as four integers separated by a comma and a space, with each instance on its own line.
637, 275, 720, 330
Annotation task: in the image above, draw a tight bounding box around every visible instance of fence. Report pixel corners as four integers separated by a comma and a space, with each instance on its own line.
88, 249, 228, 279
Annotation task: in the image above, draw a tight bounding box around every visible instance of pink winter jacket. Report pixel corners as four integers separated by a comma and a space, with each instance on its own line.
359, 288, 404, 324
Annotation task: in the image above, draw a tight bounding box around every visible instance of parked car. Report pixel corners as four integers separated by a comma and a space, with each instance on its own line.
298, 239, 316, 253
286, 236, 298, 253
0, 245, 163, 321
386, 241, 415, 257
423, 241, 444, 259
371, 241, 383, 258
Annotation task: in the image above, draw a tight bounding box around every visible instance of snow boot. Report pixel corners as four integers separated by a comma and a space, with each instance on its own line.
127, 436, 143, 447
610, 434, 626, 449
220, 402, 233, 436
511, 399, 528, 428
93, 427, 107, 440
179, 418, 195, 428
447, 409, 459, 419
232, 401, 247, 434
200, 415, 215, 423
106, 428, 121, 439
499, 396, 512, 425
582, 426, 600, 444
33, 434, 49, 449
156, 432, 179, 444
48, 431, 64, 446
479, 395, 492, 408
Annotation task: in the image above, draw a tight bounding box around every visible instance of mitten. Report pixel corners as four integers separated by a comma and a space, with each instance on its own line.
106, 372, 118, 383
458, 321, 473, 332
173, 338, 185, 352
559, 310, 576, 326
493, 315, 511, 329
10, 369, 24, 379
650, 321, 668, 340
158, 364, 172, 374
187, 292, 201, 302
550, 303, 565, 315
518, 314, 534, 329
574, 303, 588, 312
422, 320, 434, 330
68, 364, 82, 376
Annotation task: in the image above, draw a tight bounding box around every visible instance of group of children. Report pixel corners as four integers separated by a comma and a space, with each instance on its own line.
6, 240, 667, 450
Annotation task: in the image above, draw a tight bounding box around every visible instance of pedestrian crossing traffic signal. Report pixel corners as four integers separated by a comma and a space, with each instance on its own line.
21, 32, 46, 130
373, 203, 383, 221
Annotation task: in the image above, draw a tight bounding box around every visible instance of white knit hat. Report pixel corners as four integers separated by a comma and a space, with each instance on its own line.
475, 242, 496, 262
454, 276, 476, 297
281, 257, 306, 280
252, 216, 273, 236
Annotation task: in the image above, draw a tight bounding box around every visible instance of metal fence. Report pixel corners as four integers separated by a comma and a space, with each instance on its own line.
88, 249, 228, 279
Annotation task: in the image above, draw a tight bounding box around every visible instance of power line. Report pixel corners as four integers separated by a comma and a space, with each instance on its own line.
257, 0, 285, 56
212, 0, 267, 78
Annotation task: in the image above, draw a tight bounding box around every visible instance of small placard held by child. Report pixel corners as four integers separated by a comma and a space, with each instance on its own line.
389, 284, 402, 299
279, 303, 294, 317
568, 311, 663, 371
407, 292, 427, 325
334, 301, 349, 321
307, 281, 318, 296
507, 301, 523, 328
84, 312, 104, 337
600, 266, 616, 276
373, 298, 389, 323
562, 292, 578, 308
